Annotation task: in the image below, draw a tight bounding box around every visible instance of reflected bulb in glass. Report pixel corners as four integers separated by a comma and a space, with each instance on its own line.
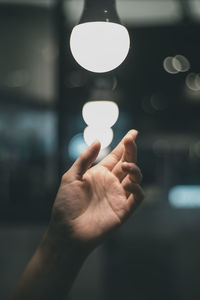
82, 101, 119, 127
70, 22, 130, 73
84, 126, 113, 149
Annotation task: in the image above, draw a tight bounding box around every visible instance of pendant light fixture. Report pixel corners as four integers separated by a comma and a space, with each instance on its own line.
70, 0, 130, 73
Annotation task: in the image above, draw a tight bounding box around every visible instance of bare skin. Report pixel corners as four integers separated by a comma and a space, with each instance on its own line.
9, 129, 144, 300
51, 129, 143, 246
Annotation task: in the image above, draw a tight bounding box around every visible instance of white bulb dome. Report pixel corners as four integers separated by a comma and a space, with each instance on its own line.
82, 101, 119, 127
70, 22, 130, 73
84, 126, 113, 149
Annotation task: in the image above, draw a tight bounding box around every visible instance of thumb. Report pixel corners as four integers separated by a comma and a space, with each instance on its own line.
71, 140, 101, 180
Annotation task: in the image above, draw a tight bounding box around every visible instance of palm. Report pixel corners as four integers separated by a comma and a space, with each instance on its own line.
69, 165, 127, 242
52, 130, 143, 246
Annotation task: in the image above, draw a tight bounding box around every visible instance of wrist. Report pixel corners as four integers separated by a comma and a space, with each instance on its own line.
39, 226, 89, 269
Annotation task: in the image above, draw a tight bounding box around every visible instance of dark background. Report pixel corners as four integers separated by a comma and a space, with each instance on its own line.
0, 0, 200, 299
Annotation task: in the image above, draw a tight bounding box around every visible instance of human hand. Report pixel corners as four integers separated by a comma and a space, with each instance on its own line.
48, 130, 144, 252
8, 131, 144, 300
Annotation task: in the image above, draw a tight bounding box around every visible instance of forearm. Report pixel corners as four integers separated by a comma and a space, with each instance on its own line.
8, 229, 88, 300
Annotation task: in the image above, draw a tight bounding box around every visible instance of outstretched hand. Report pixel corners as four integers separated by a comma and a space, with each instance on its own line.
49, 130, 144, 250
8, 130, 145, 300
8, 130, 144, 300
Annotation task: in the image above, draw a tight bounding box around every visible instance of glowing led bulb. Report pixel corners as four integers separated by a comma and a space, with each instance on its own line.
82, 101, 119, 127
84, 126, 113, 149
70, 22, 130, 73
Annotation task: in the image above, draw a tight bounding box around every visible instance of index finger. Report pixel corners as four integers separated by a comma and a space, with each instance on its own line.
99, 129, 138, 171
111, 132, 138, 181
122, 132, 137, 163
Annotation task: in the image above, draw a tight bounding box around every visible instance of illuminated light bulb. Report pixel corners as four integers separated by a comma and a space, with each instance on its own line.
84, 126, 113, 149
70, 0, 130, 73
70, 22, 130, 73
82, 101, 119, 127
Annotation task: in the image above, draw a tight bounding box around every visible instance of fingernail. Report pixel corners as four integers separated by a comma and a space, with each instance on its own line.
128, 129, 138, 135
127, 129, 135, 135
127, 130, 138, 139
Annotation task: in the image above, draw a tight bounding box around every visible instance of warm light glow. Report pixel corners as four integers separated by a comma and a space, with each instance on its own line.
82, 101, 119, 127
70, 22, 130, 73
84, 126, 113, 149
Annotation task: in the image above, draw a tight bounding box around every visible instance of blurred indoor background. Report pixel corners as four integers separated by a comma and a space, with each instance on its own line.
0, 0, 200, 299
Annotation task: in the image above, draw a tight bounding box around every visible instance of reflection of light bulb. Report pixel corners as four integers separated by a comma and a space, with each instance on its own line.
84, 126, 113, 149
82, 101, 119, 127
70, 22, 130, 73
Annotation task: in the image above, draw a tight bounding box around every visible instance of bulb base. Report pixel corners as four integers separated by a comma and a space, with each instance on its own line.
79, 0, 121, 24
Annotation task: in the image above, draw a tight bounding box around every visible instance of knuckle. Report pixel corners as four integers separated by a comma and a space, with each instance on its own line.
134, 165, 143, 183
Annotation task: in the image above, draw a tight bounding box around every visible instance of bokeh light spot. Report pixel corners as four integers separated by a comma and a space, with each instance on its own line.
68, 133, 88, 161
163, 56, 178, 74
172, 55, 190, 72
